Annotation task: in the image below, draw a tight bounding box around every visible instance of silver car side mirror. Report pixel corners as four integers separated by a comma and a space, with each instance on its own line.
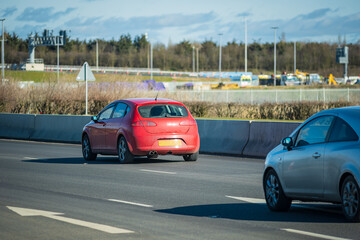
91, 116, 98, 122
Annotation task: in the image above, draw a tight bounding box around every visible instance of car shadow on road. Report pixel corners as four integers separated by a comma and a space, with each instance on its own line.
22, 157, 183, 164
156, 203, 347, 223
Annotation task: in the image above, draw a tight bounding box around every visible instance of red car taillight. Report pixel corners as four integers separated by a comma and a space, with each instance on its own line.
179, 119, 197, 126
132, 120, 157, 127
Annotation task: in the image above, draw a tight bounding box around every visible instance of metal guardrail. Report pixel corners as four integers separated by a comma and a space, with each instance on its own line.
168, 88, 360, 103
25, 59, 44, 64
44, 65, 192, 75
45, 65, 160, 72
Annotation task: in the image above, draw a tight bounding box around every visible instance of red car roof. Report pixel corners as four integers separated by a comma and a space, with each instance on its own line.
113, 98, 183, 106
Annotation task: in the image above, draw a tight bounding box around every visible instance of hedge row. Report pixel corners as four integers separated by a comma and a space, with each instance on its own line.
185, 101, 358, 120
2, 98, 358, 121
1, 82, 358, 120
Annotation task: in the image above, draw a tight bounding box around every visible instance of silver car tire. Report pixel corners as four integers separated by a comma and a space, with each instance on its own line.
118, 136, 134, 164
341, 176, 360, 222
82, 134, 97, 161
263, 169, 292, 212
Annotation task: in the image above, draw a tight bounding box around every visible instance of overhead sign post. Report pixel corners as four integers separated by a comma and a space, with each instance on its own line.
336, 46, 349, 79
76, 62, 95, 115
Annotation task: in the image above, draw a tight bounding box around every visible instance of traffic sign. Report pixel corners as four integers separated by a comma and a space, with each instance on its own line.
76, 62, 95, 81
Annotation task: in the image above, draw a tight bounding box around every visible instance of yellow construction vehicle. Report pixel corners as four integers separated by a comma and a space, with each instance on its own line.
211, 82, 239, 90
295, 69, 310, 84
328, 74, 338, 85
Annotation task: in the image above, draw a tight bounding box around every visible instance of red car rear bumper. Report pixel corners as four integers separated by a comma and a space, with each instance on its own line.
128, 132, 200, 156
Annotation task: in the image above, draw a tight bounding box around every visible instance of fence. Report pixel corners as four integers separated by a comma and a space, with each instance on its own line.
168, 88, 360, 104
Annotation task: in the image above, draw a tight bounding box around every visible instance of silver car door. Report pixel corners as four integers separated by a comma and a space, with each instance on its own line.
282, 116, 334, 198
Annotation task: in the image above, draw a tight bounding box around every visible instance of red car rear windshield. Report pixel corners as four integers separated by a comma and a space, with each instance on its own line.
138, 104, 189, 118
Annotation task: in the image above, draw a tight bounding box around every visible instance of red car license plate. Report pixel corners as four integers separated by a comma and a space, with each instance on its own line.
158, 140, 182, 147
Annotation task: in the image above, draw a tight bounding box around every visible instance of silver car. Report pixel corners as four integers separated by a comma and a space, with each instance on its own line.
263, 106, 360, 221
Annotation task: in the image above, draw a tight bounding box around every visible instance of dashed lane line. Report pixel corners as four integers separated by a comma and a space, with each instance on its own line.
140, 169, 177, 175
108, 199, 153, 208
226, 196, 266, 204
281, 228, 352, 240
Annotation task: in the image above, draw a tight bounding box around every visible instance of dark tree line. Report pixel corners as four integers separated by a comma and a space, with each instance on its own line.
3, 32, 360, 76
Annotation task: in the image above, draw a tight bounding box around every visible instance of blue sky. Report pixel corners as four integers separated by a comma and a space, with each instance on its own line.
0, 0, 359, 45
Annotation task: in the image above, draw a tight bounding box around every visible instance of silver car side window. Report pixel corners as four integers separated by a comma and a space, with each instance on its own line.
295, 116, 334, 147
328, 117, 359, 142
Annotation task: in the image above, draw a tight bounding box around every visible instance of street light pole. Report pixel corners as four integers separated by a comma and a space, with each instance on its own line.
145, 33, 149, 71
218, 33, 223, 82
245, 17, 247, 73
150, 42, 153, 80
0, 18, 5, 82
196, 47, 199, 73
271, 27, 278, 86
294, 41, 296, 74
192, 45, 195, 73
57, 36, 60, 82
96, 39, 99, 72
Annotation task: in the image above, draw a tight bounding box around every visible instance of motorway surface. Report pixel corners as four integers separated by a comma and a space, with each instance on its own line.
0, 139, 358, 240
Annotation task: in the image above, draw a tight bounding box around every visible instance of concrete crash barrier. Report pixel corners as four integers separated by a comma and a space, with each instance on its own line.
0, 113, 304, 158
242, 121, 301, 158
31, 115, 92, 143
0, 113, 35, 140
196, 119, 250, 155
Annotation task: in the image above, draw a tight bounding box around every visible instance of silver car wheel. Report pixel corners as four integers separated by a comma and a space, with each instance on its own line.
83, 137, 90, 159
343, 180, 359, 218
266, 174, 279, 208
118, 139, 126, 162
263, 169, 291, 212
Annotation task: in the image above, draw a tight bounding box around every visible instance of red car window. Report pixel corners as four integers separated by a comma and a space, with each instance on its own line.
113, 103, 129, 119
98, 106, 115, 120
138, 104, 188, 118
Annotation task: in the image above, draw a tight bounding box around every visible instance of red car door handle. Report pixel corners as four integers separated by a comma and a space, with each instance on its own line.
312, 152, 321, 159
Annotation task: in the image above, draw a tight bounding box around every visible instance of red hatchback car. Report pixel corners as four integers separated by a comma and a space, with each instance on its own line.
82, 98, 200, 163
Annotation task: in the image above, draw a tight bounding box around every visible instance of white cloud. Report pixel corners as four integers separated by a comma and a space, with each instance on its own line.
17, 7, 76, 23
1, 7, 18, 17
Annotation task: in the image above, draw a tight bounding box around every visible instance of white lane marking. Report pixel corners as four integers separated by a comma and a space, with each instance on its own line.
108, 199, 153, 208
7, 206, 134, 234
281, 228, 352, 240
140, 169, 176, 175
24, 157, 38, 160
226, 196, 266, 204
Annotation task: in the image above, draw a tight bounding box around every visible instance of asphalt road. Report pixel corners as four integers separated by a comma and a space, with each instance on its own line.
0, 139, 358, 240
